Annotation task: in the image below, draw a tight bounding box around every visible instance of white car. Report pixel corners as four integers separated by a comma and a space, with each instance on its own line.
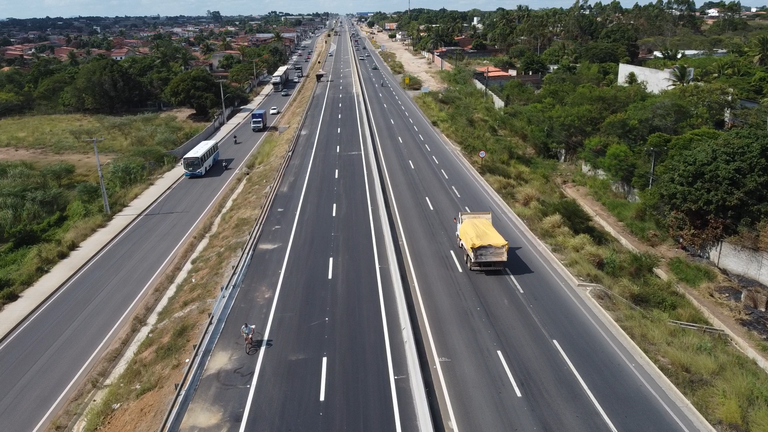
269, 107, 279, 115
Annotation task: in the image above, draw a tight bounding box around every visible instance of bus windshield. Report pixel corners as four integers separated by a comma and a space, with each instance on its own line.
183, 157, 201, 173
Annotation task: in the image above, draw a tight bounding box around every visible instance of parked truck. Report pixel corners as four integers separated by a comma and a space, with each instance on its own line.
251, 109, 267, 132
456, 212, 508, 271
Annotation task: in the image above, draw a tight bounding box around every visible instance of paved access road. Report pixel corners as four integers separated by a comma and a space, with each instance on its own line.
0, 43, 313, 432
178, 26, 424, 432
352, 19, 706, 432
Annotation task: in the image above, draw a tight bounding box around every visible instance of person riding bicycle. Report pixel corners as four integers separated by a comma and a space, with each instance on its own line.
241, 323, 254, 345
222, 160, 228, 170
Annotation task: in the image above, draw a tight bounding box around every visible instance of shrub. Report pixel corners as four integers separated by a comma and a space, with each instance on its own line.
668, 257, 716, 287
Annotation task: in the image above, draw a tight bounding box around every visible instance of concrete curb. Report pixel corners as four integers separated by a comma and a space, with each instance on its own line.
0, 84, 274, 343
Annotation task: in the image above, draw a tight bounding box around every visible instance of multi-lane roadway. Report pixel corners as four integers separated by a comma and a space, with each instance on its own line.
0, 38, 312, 432
352, 19, 706, 432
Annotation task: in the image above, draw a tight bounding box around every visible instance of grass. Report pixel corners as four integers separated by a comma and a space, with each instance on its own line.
414, 69, 768, 431
669, 257, 717, 287
0, 112, 204, 309
0, 113, 203, 154
575, 172, 668, 246
77, 37, 331, 432
379, 51, 405, 75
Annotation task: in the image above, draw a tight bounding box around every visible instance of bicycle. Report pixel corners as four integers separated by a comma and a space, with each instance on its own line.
243, 324, 256, 353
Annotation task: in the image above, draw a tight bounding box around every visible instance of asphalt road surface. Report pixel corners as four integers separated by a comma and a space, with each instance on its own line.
352, 19, 705, 432
0, 39, 315, 432
178, 26, 422, 432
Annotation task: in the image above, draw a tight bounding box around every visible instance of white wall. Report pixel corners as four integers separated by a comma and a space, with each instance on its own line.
710, 242, 768, 288
618, 63, 674, 94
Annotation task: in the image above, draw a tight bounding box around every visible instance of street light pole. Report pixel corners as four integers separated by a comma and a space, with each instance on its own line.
85, 138, 110, 215
217, 80, 226, 124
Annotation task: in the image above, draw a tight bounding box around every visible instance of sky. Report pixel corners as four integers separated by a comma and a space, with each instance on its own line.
2, 0, 645, 20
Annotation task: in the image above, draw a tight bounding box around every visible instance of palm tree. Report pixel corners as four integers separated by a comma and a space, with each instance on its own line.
751, 34, 768, 67
219, 39, 233, 51
668, 64, 694, 86
66, 50, 79, 67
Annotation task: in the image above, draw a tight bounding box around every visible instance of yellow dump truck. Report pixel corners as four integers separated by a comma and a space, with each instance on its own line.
456, 212, 508, 271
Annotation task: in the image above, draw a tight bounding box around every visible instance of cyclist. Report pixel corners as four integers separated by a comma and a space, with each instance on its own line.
241, 323, 255, 345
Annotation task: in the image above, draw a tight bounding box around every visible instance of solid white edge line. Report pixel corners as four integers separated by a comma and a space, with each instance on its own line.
351, 41, 403, 432
328, 257, 333, 279
320, 356, 328, 401
238, 55, 335, 432
504, 269, 524, 293
452, 186, 460, 198
553, 340, 618, 432
426, 197, 433, 210
449, 250, 463, 273
497, 350, 522, 397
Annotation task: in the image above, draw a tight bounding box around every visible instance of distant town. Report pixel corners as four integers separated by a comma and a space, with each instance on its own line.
0, 12, 329, 72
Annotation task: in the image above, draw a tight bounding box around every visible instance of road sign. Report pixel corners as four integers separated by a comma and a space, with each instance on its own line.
479, 150, 486, 159
405, 76, 410, 84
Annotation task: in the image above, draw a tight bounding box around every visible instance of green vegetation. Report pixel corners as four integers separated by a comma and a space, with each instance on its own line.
402, 74, 423, 90
575, 174, 667, 245
415, 67, 768, 431
669, 257, 717, 287
0, 113, 202, 307
379, 51, 405, 75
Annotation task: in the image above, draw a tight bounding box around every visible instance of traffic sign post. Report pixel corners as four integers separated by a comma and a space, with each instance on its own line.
479, 150, 486, 164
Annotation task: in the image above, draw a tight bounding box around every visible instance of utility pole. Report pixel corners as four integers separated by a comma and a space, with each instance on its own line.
484, 66, 489, 99
217, 80, 226, 125
647, 147, 665, 189
85, 138, 110, 215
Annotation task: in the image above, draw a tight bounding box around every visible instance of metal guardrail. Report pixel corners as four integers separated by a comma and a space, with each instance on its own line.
157, 48, 324, 432
668, 319, 728, 335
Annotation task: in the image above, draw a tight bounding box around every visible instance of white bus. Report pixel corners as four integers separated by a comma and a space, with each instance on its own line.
182, 140, 220, 177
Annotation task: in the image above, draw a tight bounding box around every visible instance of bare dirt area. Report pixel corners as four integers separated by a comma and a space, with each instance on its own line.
563, 182, 768, 361
161, 108, 197, 122
366, 28, 447, 92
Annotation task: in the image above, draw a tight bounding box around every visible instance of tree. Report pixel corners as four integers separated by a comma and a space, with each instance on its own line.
218, 53, 240, 71
61, 58, 138, 113
163, 68, 218, 116
750, 34, 768, 67
653, 129, 768, 244
603, 143, 636, 185
668, 64, 693, 86
228, 63, 253, 85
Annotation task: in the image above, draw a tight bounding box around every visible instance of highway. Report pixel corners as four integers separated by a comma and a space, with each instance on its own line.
0, 38, 315, 432
178, 25, 423, 431
351, 20, 706, 432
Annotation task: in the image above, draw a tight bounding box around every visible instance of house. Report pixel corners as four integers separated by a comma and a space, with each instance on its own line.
384, 23, 397, 30
454, 36, 473, 49
706, 8, 720, 17
110, 48, 135, 61
618, 63, 679, 94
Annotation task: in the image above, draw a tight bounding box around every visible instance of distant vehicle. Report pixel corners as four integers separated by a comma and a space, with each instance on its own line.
251, 109, 267, 132
305, 58, 309, 62
281, 89, 289, 96
365, 52, 370, 57
455, 212, 508, 271
269, 106, 279, 115
372, 64, 379, 70
358, 56, 365, 60
182, 140, 219, 177
329, 52, 333, 56
363, 46, 367, 50
294, 76, 300, 82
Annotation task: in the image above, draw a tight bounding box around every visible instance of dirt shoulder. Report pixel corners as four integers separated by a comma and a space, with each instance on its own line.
562, 183, 768, 368
363, 27, 446, 92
